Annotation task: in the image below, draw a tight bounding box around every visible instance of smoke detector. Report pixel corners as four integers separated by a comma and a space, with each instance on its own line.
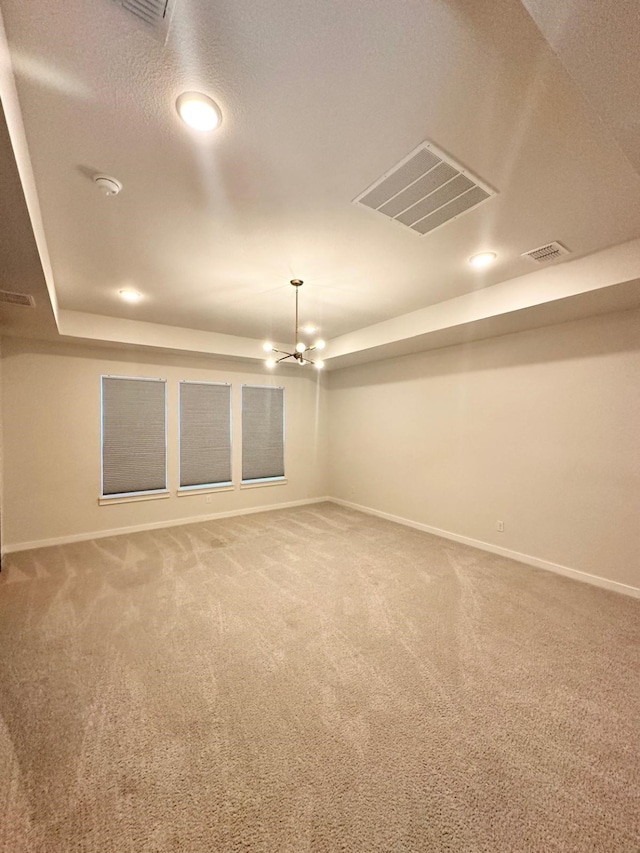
93, 175, 123, 197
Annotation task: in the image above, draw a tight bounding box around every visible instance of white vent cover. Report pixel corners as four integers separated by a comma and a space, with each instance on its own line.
353, 141, 497, 236
522, 242, 570, 264
114, 0, 176, 42
0, 290, 35, 307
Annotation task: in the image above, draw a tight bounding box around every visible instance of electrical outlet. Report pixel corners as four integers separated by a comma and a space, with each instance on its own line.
496, 520, 504, 532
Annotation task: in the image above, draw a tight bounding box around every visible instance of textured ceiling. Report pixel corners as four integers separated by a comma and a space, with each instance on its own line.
521, 0, 640, 176
1, 0, 640, 355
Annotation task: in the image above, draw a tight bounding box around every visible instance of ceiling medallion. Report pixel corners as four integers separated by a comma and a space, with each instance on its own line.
263, 280, 325, 369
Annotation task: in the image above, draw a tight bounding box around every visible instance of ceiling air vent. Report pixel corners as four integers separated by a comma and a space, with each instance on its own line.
114, 0, 176, 42
353, 141, 497, 236
522, 242, 570, 264
0, 290, 35, 307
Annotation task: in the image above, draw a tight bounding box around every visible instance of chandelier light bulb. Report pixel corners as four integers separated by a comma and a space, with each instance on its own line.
265, 358, 276, 368
263, 342, 274, 352
315, 360, 325, 369
314, 339, 326, 350
295, 342, 306, 353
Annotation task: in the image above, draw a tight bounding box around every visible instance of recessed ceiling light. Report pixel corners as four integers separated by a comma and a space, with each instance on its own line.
119, 289, 142, 303
302, 324, 317, 334
469, 252, 497, 268
176, 92, 222, 132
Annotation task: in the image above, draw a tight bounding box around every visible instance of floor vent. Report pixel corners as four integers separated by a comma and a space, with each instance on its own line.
114, 0, 176, 42
522, 242, 570, 264
0, 290, 35, 307
353, 141, 497, 236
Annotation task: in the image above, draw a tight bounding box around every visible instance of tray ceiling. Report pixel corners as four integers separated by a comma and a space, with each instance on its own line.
1, 0, 640, 364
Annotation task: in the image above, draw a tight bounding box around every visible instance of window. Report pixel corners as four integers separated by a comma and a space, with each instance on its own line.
101, 376, 167, 499
242, 385, 285, 483
179, 381, 232, 490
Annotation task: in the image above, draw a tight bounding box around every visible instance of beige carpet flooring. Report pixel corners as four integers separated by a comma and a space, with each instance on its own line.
0, 502, 638, 852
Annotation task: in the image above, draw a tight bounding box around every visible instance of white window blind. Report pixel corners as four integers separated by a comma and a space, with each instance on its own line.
242, 385, 285, 482
101, 376, 167, 497
179, 381, 232, 489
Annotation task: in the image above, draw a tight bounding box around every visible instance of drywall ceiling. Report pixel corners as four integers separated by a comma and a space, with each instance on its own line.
521, 0, 640, 177
0, 0, 639, 366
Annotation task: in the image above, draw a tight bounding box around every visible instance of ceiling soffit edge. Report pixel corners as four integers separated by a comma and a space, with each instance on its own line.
53, 237, 640, 367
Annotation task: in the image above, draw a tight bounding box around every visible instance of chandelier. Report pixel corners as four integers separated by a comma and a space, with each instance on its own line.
262, 280, 325, 369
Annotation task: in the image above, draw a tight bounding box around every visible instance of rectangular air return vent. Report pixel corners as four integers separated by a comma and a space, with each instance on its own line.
353, 141, 497, 236
114, 0, 176, 42
522, 241, 570, 264
0, 290, 35, 307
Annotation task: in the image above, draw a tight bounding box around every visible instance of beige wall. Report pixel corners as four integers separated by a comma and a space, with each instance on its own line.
0, 336, 3, 559
328, 309, 640, 590
3, 309, 639, 591
1, 338, 329, 548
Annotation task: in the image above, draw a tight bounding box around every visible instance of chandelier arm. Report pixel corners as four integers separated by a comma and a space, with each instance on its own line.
276, 354, 295, 363
270, 348, 290, 356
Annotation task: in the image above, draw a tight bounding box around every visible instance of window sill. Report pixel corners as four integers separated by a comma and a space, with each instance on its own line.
177, 484, 234, 497
99, 491, 170, 506
240, 478, 287, 490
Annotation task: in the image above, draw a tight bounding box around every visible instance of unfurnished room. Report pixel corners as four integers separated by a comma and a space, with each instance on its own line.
0, 0, 639, 850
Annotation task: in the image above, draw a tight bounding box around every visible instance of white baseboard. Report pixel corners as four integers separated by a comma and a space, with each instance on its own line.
329, 497, 640, 599
2, 497, 332, 554
5, 495, 638, 600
